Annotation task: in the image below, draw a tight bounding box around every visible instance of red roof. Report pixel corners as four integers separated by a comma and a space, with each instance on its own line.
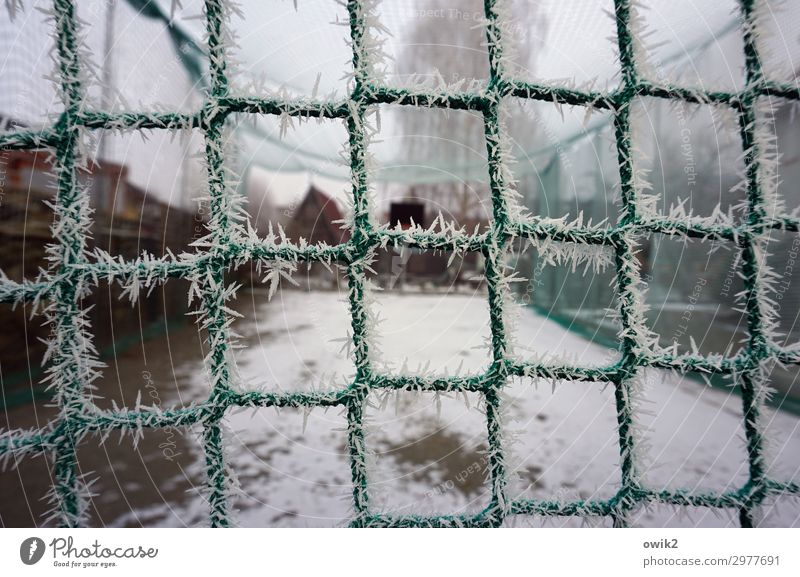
306, 185, 351, 243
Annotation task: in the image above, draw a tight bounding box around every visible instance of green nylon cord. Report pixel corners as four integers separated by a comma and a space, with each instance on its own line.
0, 0, 799, 528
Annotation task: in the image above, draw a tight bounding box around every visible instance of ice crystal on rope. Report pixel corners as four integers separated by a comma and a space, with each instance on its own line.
0, 0, 798, 528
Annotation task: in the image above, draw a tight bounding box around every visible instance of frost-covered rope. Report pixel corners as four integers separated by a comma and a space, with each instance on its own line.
1, 0, 799, 528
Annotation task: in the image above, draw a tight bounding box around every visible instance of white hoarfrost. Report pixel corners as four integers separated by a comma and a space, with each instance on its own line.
1, 291, 790, 527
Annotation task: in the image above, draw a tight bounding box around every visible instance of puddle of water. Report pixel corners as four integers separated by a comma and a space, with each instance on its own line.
376, 428, 488, 495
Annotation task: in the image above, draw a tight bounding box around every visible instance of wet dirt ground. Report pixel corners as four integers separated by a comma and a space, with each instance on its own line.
2, 289, 799, 527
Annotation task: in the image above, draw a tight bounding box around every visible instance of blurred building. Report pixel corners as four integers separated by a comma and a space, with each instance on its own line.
370, 200, 485, 288
233, 184, 351, 288
0, 148, 201, 402
286, 185, 350, 246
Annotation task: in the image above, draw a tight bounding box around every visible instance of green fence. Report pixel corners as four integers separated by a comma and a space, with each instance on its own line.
0, 0, 799, 527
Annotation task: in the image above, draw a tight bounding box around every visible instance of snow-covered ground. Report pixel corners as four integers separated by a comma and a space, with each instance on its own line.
3, 289, 799, 527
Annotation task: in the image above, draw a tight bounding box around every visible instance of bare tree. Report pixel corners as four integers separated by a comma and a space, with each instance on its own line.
390, 0, 543, 227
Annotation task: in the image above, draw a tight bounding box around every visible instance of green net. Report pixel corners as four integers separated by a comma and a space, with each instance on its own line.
1, 0, 799, 528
